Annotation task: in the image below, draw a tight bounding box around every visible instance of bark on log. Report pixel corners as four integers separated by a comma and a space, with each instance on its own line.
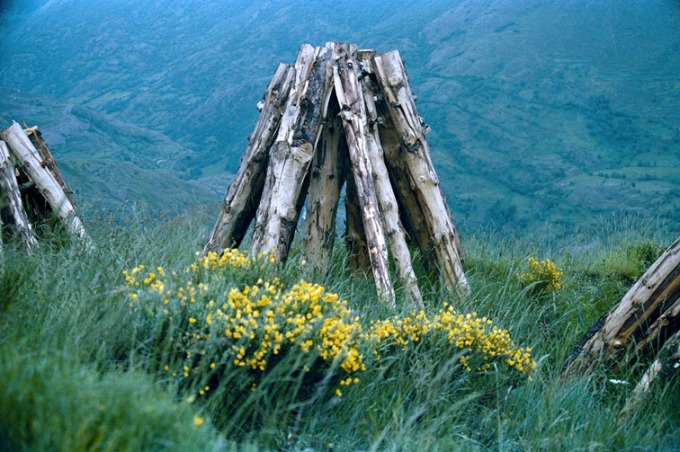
203, 63, 295, 253
563, 235, 680, 376
0, 140, 38, 249
333, 44, 395, 307
359, 59, 423, 310
1, 122, 91, 248
301, 95, 347, 277
251, 44, 335, 262
372, 51, 468, 296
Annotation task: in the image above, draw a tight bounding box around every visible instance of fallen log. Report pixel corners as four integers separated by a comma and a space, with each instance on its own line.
0, 140, 38, 249
1, 122, 91, 248
563, 235, 680, 377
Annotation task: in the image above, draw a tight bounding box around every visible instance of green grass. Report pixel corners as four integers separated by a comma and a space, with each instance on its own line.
0, 209, 678, 450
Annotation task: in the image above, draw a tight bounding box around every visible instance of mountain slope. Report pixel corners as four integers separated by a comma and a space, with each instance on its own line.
0, 0, 678, 229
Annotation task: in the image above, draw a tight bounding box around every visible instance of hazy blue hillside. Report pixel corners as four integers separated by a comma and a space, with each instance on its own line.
0, 0, 678, 231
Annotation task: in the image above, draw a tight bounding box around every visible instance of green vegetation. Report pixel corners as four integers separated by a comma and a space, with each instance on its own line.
1, 210, 677, 450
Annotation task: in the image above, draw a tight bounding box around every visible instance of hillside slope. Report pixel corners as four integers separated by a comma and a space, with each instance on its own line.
0, 0, 678, 229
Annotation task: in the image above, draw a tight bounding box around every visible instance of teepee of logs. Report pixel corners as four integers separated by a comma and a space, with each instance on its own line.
0, 121, 91, 251
204, 43, 468, 309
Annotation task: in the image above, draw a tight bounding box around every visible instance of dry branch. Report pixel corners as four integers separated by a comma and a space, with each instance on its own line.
205, 42, 468, 307
300, 96, 347, 277
359, 56, 423, 309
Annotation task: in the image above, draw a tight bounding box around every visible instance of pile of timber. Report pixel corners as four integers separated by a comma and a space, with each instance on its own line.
204, 42, 468, 309
563, 235, 680, 414
0, 121, 90, 251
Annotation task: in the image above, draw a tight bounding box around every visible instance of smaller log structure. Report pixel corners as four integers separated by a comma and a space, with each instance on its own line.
204, 43, 469, 309
563, 235, 680, 411
0, 121, 91, 250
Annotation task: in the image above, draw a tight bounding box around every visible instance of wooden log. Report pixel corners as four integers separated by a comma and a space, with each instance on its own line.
0, 140, 38, 249
333, 44, 395, 307
563, 235, 680, 376
1, 121, 91, 248
359, 56, 423, 310
620, 328, 680, 417
375, 102, 436, 271
250, 44, 335, 262
203, 63, 295, 253
301, 95, 347, 277
372, 51, 468, 297
344, 162, 370, 272
24, 123, 74, 205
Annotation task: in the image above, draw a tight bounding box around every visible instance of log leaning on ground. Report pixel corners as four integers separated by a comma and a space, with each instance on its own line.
0, 140, 38, 249
358, 53, 423, 310
620, 328, 680, 417
372, 51, 468, 296
1, 121, 91, 248
205, 42, 469, 308
203, 63, 295, 253
333, 44, 395, 305
250, 44, 334, 262
300, 98, 347, 277
563, 235, 680, 377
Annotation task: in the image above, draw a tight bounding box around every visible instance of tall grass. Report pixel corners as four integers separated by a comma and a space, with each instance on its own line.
0, 208, 677, 450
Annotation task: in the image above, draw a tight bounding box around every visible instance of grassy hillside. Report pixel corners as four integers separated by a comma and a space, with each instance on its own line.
1, 0, 678, 230
0, 210, 677, 450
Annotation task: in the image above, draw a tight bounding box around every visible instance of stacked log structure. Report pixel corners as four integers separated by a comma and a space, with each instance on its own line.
205, 42, 469, 308
0, 121, 91, 250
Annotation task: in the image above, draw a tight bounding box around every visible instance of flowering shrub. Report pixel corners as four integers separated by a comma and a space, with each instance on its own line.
520, 257, 563, 295
124, 249, 535, 402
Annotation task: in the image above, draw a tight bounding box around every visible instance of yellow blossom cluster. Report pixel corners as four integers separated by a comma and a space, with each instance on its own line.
366, 304, 535, 374
520, 257, 563, 295
124, 248, 535, 402
124, 248, 364, 397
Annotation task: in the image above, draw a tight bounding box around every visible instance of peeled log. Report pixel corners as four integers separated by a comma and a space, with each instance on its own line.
373, 51, 468, 296
204, 63, 295, 253
1, 122, 91, 248
251, 44, 334, 262
334, 44, 395, 307
0, 140, 38, 249
563, 235, 680, 376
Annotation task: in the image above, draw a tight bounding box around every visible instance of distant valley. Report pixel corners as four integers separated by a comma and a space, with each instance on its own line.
1, 0, 678, 232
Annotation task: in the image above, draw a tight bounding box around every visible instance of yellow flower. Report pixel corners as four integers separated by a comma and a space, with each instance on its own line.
193, 416, 204, 427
